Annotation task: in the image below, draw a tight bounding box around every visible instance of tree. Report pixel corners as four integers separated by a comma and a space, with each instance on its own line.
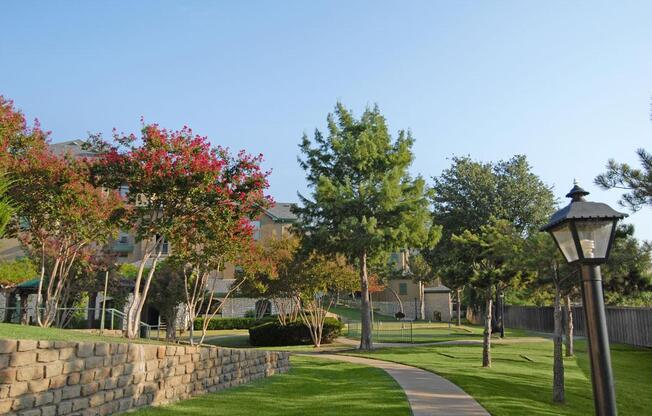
0, 173, 15, 238
601, 224, 652, 305
295, 103, 436, 350
404, 251, 438, 320
89, 124, 270, 338
595, 148, 652, 211
148, 261, 186, 341
526, 233, 578, 403
291, 251, 357, 348
0, 258, 37, 289
452, 219, 527, 367
237, 236, 301, 325
12, 149, 122, 327
426, 155, 554, 327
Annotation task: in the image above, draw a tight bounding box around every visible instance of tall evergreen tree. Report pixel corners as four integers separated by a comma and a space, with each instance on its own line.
295, 103, 437, 350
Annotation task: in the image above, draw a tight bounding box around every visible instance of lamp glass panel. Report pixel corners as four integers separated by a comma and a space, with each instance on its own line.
575, 220, 614, 259
551, 223, 578, 262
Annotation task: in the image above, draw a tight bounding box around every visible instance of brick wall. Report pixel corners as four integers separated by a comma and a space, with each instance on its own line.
0, 339, 290, 416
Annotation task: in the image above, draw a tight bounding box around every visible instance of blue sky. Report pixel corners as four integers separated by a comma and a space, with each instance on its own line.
2, 1, 651, 240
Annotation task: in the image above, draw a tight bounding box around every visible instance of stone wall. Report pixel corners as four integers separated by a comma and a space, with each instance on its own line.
0, 339, 290, 416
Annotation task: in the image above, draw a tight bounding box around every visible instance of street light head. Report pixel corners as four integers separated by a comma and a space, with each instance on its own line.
541, 182, 628, 264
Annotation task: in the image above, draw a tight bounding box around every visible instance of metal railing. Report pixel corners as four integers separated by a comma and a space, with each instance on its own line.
347, 320, 414, 343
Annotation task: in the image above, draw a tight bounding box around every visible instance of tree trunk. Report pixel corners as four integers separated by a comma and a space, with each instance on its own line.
456, 288, 462, 326
482, 288, 492, 368
565, 294, 574, 357
418, 281, 425, 320
87, 292, 97, 329
165, 312, 177, 341
553, 287, 565, 402
359, 252, 373, 350
19, 294, 28, 325
387, 286, 404, 314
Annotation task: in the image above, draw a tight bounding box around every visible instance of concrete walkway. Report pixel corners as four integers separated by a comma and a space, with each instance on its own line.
306, 353, 489, 416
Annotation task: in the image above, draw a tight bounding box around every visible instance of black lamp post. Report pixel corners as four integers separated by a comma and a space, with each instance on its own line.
541, 181, 627, 416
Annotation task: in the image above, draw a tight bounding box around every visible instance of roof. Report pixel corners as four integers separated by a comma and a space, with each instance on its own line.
15, 278, 40, 290
263, 203, 298, 223
424, 284, 451, 294
541, 201, 628, 231
49, 140, 96, 158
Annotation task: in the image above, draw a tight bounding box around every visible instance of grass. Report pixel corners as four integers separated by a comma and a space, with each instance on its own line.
330, 304, 396, 322
133, 355, 411, 416
0, 322, 166, 344
349, 336, 652, 416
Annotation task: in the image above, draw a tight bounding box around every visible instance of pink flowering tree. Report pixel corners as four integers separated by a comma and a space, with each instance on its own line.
89, 124, 271, 339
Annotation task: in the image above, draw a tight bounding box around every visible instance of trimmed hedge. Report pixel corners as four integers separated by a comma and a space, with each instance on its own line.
249, 318, 343, 346
193, 316, 277, 330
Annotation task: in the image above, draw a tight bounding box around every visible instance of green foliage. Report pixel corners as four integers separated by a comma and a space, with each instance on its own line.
452, 219, 528, 292
248, 318, 343, 346
427, 155, 554, 299
193, 316, 277, 330
295, 102, 438, 263
117, 263, 141, 280
602, 224, 652, 304
0, 173, 15, 238
596, 148, 652, 211
147, 261, 186, 329
0, 257, 37, 287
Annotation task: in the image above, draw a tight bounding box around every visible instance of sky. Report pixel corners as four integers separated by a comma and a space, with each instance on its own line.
1, 1, 651, 240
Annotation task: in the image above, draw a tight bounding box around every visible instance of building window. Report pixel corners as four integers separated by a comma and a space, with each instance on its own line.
118, 185, 129, 198
250, 221, 261, 240
399, 282, 408, 295
156, 234, 169, 254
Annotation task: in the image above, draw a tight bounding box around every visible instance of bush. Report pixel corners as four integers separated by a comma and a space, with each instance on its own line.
249, 317, 343, 346
193, 316, 276, 331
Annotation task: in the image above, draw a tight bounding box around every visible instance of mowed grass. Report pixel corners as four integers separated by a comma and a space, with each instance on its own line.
0, 322, 164, 344
350, 338, 652, 416
330, 305, 396, 322
133, 355, 410, 416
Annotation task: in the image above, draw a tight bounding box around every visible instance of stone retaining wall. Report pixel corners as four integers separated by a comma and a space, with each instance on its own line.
0, 339, 290, 416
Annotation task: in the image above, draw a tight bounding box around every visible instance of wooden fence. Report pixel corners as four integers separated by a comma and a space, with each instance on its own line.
504, 305, 652, 348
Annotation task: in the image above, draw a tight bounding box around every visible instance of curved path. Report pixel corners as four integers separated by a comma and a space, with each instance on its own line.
302, 353, 489, 416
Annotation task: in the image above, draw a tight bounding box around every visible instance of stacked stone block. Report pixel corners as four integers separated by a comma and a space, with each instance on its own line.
0, 339, 290, 416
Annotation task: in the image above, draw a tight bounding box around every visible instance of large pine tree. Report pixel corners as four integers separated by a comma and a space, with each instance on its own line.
295, 103, 436, 350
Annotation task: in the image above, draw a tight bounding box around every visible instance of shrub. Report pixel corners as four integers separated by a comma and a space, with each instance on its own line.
249, 317, 343, 346
193, 316, 276, 330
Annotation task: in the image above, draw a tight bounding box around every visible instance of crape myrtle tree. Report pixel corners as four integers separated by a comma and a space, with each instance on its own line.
0, 97, 123, 327
0, 173, 15, 238
171, 212, 261, 345
291, 250, 358, 348
295, 103, 436, 350
88, 124, 270, 339
452, 219, 527, 367
237, 236, 302, 325
426, 155, 554, 327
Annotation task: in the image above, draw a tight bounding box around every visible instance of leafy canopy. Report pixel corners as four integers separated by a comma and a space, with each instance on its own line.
295, 103, 437, 260
596, 148, 652, 211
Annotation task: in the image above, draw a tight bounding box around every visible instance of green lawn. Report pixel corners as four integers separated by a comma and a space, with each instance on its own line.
349, 337, 652, 416
0, 322, 164, 344
330, 304, 396, 322
133, 355, 410, 416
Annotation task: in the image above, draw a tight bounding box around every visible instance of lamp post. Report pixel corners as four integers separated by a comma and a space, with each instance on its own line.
541, 181, 627, 416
